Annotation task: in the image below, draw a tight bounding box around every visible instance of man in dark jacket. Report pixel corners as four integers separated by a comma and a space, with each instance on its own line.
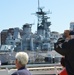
54, 31, 74, 75
12, 52, 32, 75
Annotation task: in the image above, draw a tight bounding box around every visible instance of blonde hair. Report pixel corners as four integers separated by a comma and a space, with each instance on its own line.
15, 52, 29, 66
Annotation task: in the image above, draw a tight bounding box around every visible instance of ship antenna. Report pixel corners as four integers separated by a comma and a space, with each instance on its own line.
38, 0, 40, 12
37, 0, 40, 31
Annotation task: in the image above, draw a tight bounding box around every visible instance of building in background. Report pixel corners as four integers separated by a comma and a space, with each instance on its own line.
1, 29, 8, 44
70, 22, 74, 31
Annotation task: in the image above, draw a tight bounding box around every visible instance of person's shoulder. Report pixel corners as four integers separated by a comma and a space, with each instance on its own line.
11, 71, 18, 75
12, 69, 31, 75
68, 39, 74, 42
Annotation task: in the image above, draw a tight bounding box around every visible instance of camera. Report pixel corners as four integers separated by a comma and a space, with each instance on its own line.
57, 38, 65, 44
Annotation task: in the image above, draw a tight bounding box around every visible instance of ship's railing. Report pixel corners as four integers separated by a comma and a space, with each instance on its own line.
0, 63, 63, 75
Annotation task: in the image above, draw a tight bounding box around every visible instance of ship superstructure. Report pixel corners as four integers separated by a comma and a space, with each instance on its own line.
36, 7, 51, 51
0, 1, 61, 64
4, 7, 52, 51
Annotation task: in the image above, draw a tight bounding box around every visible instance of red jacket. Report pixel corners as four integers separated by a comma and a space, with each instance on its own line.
59, 68, 68, 75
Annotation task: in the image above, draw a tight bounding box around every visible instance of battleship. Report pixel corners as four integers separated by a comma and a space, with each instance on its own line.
0, 0, 62, 65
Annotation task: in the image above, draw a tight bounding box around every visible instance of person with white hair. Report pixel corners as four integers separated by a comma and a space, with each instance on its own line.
12, 52, 32, 75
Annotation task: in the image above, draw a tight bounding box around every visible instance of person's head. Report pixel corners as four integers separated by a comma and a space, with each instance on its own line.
15, 52, 29, 69
63, 30, 70, 38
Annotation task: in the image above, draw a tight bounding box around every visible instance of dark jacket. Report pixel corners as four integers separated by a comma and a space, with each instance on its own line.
54, 39, 74, 75
11, 67, 32, 75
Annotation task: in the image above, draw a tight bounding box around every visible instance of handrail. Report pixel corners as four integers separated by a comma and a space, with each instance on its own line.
0, 63, 61, 69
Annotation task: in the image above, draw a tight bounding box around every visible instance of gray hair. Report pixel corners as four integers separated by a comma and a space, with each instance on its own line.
15, 52, 29, 66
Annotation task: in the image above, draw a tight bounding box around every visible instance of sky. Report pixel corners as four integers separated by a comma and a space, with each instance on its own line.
0, 0, 74, 33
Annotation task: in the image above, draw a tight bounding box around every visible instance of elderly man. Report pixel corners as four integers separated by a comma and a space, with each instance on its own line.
12, 52, 32, 75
